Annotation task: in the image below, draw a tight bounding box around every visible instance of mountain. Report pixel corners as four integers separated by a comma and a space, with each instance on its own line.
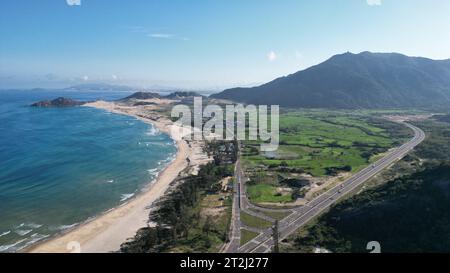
121, 92, 161, 100
164, 91, 203, 99
211, 52, 450, 109
121, 91, 203, 101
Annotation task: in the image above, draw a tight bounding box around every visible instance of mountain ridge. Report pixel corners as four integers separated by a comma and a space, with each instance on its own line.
211, 52, 450, 109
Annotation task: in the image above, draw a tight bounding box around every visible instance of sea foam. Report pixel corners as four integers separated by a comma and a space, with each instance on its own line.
0, 238, 27, 252
0, 231, 11, 238
15, 229, 33, 236
57, 223, 78, 231
145, 126, 160, 136
120, 193, 135, 202
19, 233, 50, 251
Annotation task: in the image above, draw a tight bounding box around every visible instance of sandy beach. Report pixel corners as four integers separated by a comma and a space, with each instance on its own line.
26, 101, 210, 253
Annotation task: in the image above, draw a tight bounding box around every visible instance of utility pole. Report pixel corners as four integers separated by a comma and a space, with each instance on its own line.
272, 220, 279, 253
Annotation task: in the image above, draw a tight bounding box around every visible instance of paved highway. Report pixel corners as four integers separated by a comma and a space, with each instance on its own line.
224, 156, 289, 253
223, 123, 286, 253
238, 122, 426, 253
223, 160, 243, 253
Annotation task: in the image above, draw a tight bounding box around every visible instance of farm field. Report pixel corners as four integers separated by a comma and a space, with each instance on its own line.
243, 111, 412, 205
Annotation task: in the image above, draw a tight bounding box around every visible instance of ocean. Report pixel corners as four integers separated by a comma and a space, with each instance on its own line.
0, 89, 177, 252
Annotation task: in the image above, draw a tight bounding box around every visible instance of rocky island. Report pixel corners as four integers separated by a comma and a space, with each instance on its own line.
31, 97, 85, 107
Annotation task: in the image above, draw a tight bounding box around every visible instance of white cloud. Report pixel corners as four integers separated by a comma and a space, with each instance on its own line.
149, 33, 174, 39
366, 0, 382, 6
267, 51, 277, 62
112, 75, 118, 80
147, 33, 190, 41
66, 0, 81, 6
129, 28, 188, 41
82, 75, 89, 81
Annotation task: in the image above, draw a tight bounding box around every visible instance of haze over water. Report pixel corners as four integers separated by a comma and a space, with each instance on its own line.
0, 89, 177, 252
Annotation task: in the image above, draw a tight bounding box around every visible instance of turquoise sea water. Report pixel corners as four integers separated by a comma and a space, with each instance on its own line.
0, 89, 177, 252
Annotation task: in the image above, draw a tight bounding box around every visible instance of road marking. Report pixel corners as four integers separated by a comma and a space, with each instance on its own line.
238, 122, 425, 253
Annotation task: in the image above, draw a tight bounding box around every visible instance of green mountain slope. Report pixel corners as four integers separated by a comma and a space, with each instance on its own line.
211, 52, 450, 109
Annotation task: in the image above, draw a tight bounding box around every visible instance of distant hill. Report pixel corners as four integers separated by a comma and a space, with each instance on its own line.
434, 114, 450, 124
65, 83, 135, 92
121, 91, 203, 100
164, 91, 203, 99
121, 92, 161, 100
211, 52, 450, 109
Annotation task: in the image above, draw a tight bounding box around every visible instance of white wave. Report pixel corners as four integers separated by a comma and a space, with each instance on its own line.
16, 223, 42, 229
15, 229, 33, 236
167, 154, 176, 161
106, 179, 115, 183
0, 238, 27, 253
57, 223, 78, 231
145, 126, 160, 136
0, 231, 11, 238
31, 233, 49, 240
25, 223, 42, 229
18, 233, 50, 251
147, 168, 159, 175
120, 193, 135, 202
141, 141, 175, 148
160, 155, 176, 165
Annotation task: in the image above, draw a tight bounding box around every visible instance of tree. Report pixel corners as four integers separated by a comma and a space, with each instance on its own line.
179, 213, 190, 239
292, 188, 302, 200
203, 216, 214, 236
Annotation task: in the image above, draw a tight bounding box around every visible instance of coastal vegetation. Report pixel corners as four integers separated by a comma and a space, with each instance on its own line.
120, 140, 238, 253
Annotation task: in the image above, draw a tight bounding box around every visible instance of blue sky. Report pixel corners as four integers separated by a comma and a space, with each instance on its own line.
1, 0, 450, 90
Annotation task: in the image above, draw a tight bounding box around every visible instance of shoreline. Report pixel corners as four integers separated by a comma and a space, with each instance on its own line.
25, 101, 208, 253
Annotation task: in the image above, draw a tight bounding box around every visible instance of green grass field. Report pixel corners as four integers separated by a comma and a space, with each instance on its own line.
243, 111, 411, 204
243, 112, 406, 176
240, 229, 259, 246
249, 208, 292, 221
240, 211, 274, 229
247, 184, 293, 203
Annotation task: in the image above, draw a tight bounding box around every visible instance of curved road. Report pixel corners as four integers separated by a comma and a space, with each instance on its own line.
235, 122, 426, 253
